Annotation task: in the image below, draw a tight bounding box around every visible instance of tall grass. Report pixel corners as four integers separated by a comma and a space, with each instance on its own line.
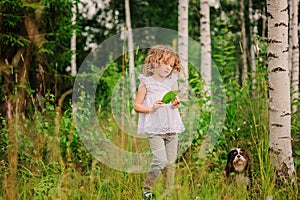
1, 91, 298, 200
1, 64, 299, 199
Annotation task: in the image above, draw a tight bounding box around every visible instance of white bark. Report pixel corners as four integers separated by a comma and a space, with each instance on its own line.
178, 0, 189, 98
261, 6, 267, 68
125, 0, 136, 102
249, 0, 257, 94
288, 0, 293, 74
71, 3, 77, 116
200, 0, 211, 101
290, 0, 299, 113
267, 0, 295, 178
71, 3, 77, 76
240, 0, 248, 87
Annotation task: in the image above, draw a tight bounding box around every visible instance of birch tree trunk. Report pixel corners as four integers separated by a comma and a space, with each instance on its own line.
267, 0, 295, 179
288, 0, 293, 74
71, 3, 77, 116
249, 0, 257, 95
261, 6, 267, 68
200, 0, 211, 101
240, 0, 248, 87
125, 0, 136, 102
178, 0, 189, 98
71, 3, 77, 76
290, 0, 299, 113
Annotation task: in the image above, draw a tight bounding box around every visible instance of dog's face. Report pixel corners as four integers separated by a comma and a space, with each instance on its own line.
225, 148, 250, 175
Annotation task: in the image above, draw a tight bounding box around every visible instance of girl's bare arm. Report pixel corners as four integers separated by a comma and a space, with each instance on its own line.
134, 82, 163, 113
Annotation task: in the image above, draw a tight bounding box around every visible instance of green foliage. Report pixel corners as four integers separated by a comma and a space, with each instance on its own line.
212, 22, 239, 85
0, 0, 75, 121
292, 112, 300, 181
0, 0, 299, 199
186, 64, 214, 152
40, 0, 74, 73
106, 0, 178, 30
0, 0, 73, 72
96, 60, 122, 114
0, 0, 24, 60
0, 116, 7, 197
1, 62, 299, 200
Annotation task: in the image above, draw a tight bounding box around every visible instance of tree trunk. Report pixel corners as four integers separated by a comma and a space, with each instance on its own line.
267, 0, 295, 179
240, 0, 248, 87
200, 0, 211, 102
24, 6, 46, 111
290, 0, 299, 113
178, 0, 189, 98
288, 0, 293, 74
125, 0, 136, 102
71, 3, 77, 76
4, 40, 31, 200
261, 5, 267, 68
5, 98, 18, 200
3, 5, 46, 196
249, 0, 257, 95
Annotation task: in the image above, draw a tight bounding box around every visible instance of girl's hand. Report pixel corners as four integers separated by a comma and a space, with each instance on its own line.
171, 97, 180, 109
149, 100, 164, 113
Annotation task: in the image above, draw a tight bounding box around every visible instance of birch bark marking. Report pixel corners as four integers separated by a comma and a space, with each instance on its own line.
200, 0, 211, 101
178, 0, 189, 98
267, 0, 295, 178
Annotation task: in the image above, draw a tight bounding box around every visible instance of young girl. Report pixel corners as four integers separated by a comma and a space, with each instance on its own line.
134, 45, 185, 199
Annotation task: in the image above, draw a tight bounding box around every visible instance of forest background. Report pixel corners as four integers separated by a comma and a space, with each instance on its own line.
0, 0, 299, 199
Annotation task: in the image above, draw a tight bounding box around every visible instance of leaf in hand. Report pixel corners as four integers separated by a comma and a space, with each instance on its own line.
162, 90, 179, 104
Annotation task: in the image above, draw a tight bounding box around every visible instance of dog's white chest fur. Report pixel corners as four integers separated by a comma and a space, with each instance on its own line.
235, 173, 250, 186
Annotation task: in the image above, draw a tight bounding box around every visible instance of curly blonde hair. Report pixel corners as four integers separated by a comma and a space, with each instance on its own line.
143, 45, 181, 76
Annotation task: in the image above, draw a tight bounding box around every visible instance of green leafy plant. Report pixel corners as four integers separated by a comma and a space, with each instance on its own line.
180, 99, 196, 106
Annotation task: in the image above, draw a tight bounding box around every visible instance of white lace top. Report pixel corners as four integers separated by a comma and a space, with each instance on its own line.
137, 73, 185, 135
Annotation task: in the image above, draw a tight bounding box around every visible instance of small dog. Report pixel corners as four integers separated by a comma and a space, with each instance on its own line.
223, 148, 252, 188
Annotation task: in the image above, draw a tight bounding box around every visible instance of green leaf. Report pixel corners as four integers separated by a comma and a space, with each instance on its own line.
162, 90, 179, 104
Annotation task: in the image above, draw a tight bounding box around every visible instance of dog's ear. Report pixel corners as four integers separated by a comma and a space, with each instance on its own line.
243, 149, 250, 161
224, 165, 231, 176
244, 149, 252, 178
244, 149, 252, 188
243, 149, 251, 169
224, 150, 234, 176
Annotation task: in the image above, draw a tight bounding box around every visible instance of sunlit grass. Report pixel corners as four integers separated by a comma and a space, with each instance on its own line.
2, 143, 298, 200
1, 77, 299, 200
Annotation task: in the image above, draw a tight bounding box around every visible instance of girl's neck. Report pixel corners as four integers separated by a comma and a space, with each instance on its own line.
152, 73, 166, 82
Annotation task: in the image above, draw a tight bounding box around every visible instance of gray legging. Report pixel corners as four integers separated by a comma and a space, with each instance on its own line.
143, 133, 178, 193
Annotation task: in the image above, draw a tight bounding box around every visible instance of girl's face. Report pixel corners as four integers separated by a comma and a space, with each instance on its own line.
154, 63, 173, 78
154, 57, 175, 78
